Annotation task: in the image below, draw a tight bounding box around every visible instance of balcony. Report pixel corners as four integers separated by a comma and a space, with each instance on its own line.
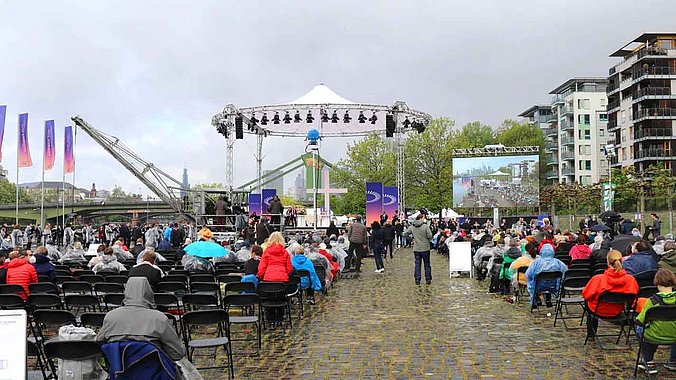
635, 149, 674, 162
633, 108, 676, 122
545, 128, 558, 137
636, 46, 668, 60
607, 100, 621, 114
560, 118, 574, 131
633, 87, 676, 102
546, 171, 559, 180
632, 67, 676, 81
545, 141, 559, 150
561, 135, 575, 145
561, 151, 575, 160
608, 118, 618, 131
634, 128, 674, 142
607, 80, 619, 94
546, 156, 559, 165
561, 167, 575, 176
561, 106, 574, 116
552, 95, 566, 105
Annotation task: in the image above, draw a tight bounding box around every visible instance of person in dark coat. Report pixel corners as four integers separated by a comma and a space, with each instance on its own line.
370, 221, 385, 273
382, 222, 395, 259
255, 218, 270, 245
118, 223, 131, 248
170, 223, 185, 248
619, 218, 635, 235
32, 246, 56, 283
128, 251, 163, 291
326, 221, 339, 239
244, 245, 262, 275
267, 196, 284, 231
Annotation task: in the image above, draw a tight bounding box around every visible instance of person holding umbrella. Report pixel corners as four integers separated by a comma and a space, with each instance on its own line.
182, 228, 225, 273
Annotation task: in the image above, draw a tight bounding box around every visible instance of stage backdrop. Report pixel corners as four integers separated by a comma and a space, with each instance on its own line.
382, 186, 398, 221
365, 182, 383, 226
261, 188, 276, 214
248, 193, 262, 216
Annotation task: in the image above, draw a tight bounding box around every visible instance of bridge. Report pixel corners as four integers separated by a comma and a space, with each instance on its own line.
0, 200, 176, 224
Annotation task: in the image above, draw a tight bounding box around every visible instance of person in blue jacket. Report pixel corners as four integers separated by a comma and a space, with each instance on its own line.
291, 246, 322, 302
623, 240, 658, 277
32, 246, 57, 283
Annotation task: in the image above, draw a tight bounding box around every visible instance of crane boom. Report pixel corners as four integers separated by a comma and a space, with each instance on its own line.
71, 116, 188, 217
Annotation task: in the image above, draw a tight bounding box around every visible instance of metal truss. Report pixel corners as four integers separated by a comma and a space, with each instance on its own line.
452, 146, 540, 157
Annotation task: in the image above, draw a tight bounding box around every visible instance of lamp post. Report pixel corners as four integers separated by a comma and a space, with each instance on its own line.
305, 128, 320, 230
603, 144, 616, 211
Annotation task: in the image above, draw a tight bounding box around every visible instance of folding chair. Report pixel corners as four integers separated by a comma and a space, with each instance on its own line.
37, 275, 53, 283
569, 263, 591, 271
584, 291, 636, 349
154, 293, 183, 333
190, 282, 221, 302
572, 258, 592, 265
33, 309, 78, 341
29, 282, 59, 295
27, 339, 50, 380
634, 270, 657, 289
64, 294, 100, 313
182, 293, 219, 312
314, 265, 328, 295
286, 275, 303, 319
637, 286, 658, 299
190, 273, 216, 284
27, 294, 63, 312
225, 293, 262, 354
43, 340, 106, 377
258, 282, 292, 329
530, 271, 563, 313
0, 284, 28, 298
93, 282, 125, 298
296, 269, 313, 304
79, 274, 106, 285
80, 312, 107, 330
223, 282, 255, 296
558, 257, 571, 267
513, 267, 529, 305
593, 268, 606, 276
553, 276, 590, 329
0, 294, 25, 310
633, 305, 676, 378
103, 293, 125, 310
158, 281, 188, 295
565, 269, 591, 279
61, 281, 93, 296
181, 309, 234, 379
218, 274, 243, 285
104, 275, 129, 285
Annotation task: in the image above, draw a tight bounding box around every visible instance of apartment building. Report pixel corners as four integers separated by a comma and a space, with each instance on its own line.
607, 33, 676, 175
543, 78, 611, 185
518, 105, 554, 131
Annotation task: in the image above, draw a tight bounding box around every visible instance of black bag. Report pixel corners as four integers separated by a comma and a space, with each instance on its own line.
0, 267, 7, 285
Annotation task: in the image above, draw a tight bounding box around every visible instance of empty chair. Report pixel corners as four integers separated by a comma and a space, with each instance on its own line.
224, 293, 262, 354
29, 282, 59, 295
43, 340, 106, 378
102, 293, 125, 310
79, 274, 106, 285
182, 293, 219, 311
61, 281, 93, 296
637, 286, 658, 299
565, 269, 591, 279
94, 282, 125, 296
65, 294, 100, 313
27, 339, 50, 379
105, 275, 129, 285
33, 309, 78, 341
223, 282, 255, 297
0, 294, 25, 309
258, 282, 292, 328
80, 312, 107, 330
0, 284, 28, 298
181, 309, 234, 378
218, 274, 243, 285
27, 294, 63, 311
190, 282, 221, 299
553, 276, 590, 329
158, 281, 187, 295
189, 273, 215, 284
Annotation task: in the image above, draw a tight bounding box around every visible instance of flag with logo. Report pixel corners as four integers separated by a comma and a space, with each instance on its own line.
64, 125, 74, 173
44, 120, 55, 171
18, 113, 33, 167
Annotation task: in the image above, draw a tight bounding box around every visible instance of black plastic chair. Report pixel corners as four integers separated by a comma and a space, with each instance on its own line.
0, 294, 25, 309
190, 282, 221, 301
158, 281, 187, 295
105, 275, 129, 285
530, 271, 563, 313
314, 265, 328, 295
80, 312, 107, 330
584, 291, 636, 349
33, 309, 78, 341
513, 266, 529, 304
43, 340, 106, 377
29, 282, 59, 295
0, 284, 28, 298
258, 282, 292, 329
637, 286, 658, 299
61, 281, 93, 296
181, 309, 234, 379
190, 273, 216, 284
224, 293, 262, 354
79, 274, 106, 285
103, 293, 125, 310
64, 294, 100, 313
182, 293, 219, 311
27, 339, 50, 379
223, 282, 255, 297
633, 306, 676, 378
565, 269, 591, 279
553, 276, 590, 329
27, 294, 63, 311
218, 274, 243, 285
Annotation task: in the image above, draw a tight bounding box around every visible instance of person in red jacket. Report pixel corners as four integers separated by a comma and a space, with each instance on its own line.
538, 232, 556, 252
582, 249, 638, 338
257, 232, 292, 282
6, 249, 38, 300
569, 234, 592, 261
319, 243, 339, 279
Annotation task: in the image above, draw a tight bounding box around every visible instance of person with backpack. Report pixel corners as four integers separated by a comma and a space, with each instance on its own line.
345, 216, 367, 273
635, 268, 676, 374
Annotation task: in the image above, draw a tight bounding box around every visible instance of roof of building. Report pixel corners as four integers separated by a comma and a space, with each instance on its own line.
549, 77, 608, 95
610, 33, 676, 57
19, 181, 88, 192
518, 105, 551, 118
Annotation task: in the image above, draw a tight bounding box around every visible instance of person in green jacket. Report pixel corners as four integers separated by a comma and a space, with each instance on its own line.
635, 268, 676, 374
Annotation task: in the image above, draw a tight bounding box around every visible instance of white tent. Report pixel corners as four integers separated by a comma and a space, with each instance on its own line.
489, 170, 510, 177
289, 84, 355, 105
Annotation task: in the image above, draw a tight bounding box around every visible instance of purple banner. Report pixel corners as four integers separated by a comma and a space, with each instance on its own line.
44, 120, 55, 171
0, 105, 6, 162
262, 188, 277, 214
64, 125, 74, 173
365, 182, 383, 226
18, 113, 32, 167
248, 193, 262, 216
383, 186, 398, 221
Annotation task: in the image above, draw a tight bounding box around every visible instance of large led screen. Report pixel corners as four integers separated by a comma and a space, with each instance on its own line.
452, 155, 539, 208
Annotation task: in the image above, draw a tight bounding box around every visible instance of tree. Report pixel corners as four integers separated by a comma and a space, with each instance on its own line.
0, 179, 33, 204
496, 119, 546, 184
648, 165, 676, 227
455, 121, 495, 148
331, 134, 396, 215
192, 182, 226, 190
404, 118, 457, 212
108, 185, 137, 200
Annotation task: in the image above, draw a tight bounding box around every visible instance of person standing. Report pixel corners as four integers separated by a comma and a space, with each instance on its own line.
118, 223, 131, 248
645, 213, 661, 240
10, 224, 23, 249
268, 195, 284, 232
406, 213, 433, 285
382, 222, 395, 259
255, 217, 270, 245
345, 216, 367, 273
370, 221, 385, 273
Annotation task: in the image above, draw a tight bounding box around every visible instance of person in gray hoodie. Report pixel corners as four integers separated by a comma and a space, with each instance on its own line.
97, 277, 185, 360
405, 213, 433, 285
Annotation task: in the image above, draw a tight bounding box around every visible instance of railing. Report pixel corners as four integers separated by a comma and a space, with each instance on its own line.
545, 128, 558, 137
561, 106, 574, 115
546, 156, 559, 165
545, 171, 559, 179
633, 67, 676, 80
607, 80, 619, 92
633, 87, 674, 99
545, 141, 559, 150
635, 149, 673, 160
634, 128, 674, 140
560, 118, 574, 131
609, 66, 617, 76
608, 118, 618, 130
561, 135, 575, 145
551, 94, 566, 105
561, 167, 575, 176
607, 100, 620, 111
634, 108, 676, 120
636, 46, 668, 60
561, 151, 575, 160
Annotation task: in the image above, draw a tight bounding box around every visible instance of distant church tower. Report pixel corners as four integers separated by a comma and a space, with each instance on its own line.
181, 165, 189, 197
90, 183, 97, 198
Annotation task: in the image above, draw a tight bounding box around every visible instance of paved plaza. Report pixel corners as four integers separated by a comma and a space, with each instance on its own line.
201, 249, 669, 380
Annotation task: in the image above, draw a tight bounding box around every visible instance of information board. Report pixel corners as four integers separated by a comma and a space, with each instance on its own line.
448, 241, 473, 277
0, 310, 27, 380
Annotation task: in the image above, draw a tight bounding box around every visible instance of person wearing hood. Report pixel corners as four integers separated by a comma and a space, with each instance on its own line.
658, 241, 676, 275
257, 232, 292, 282
569, 234, 592, 261
537, 232, 555, 252
370, 221, 386, 273
131, 238, 145, 257
525, 244, 568, 308
10, 224, 23, 248
32, 246, 56, 283
473, 240, 499, 280
405, 213, 434, 285
634, 269, 676, 374
619, 218, 635, 235
96, 277, 187, 362
582, 250, 638, 339
92, 247, 127, 274
112, 241, 134, 261
623, 240, 658, 277
653, 236, 667, 256
500, 239, 522, 294
290, 246, 322, 301
588, 235, 604, 251
59, 242, 87, 264
510, 242, 538, 289
6, 250, 38, 300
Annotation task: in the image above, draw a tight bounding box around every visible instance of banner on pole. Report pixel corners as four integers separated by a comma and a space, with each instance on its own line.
602, 183, 614, 212
261, 189, 276, 214
0, 105, 6, 162
303, 153, 324, 189
18, 113, 32, 167
64, 126, 74, 173
365, 182, 383, 226
44, 120, 55, 171
382, 186, 398, 220
248, 193, 262, 216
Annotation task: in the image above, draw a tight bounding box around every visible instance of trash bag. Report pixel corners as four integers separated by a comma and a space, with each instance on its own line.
57, 325, 107, 380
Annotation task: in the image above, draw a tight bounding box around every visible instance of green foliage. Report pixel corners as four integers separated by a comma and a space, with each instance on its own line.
0, 179, 33, 204
108, 185, 139, 200
455, 121, 496, 148
192, 182, 226, 190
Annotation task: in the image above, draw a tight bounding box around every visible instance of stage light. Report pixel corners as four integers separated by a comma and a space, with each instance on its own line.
272, 112, 281, 124
235, 116, 244, 139
306, 111, 315, 123
413, 120, 426, 134
294, 111, 302, 123
249, 114, 259, 126
321, 110, 329, 123
369, 112, 378, 124
331, 111, 339, 123
306, 128, 320, 145
261, 113, 269, 125
283, 111, 292, 124
357, 111, 367, 123
385, 114, 395, 137
403, 117, 411, 128
343, 111, 352, 123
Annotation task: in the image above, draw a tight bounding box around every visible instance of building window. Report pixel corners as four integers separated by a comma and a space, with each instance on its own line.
578, 160, 592, 171
578, 99, 591, 110
579, 145, 592, 155
583, 129, 591, 140
599, 129, 605, 137
600, 98, 607, 106
579, 175, 592, 185
578, 114, 591, 125
599, 113, 608, 121
621, 110, 626, 123
621, 128, 626, 142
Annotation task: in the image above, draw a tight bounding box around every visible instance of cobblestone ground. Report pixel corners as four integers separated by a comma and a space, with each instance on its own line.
201, 249, 672, 379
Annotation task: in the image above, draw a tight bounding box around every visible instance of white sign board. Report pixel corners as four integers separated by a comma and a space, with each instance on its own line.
448, 241, 472, 277
85, 243, 101, 257
0, 310, 27, 380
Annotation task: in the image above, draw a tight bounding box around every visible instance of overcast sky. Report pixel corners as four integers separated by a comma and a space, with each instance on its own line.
0, 0, 673, 198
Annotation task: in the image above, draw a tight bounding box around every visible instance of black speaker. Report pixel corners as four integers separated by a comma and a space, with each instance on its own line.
235, 116, 244, 139
385, 114, 395, 137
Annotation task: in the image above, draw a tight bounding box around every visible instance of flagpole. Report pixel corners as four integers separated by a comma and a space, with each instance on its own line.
15, 114, 20, 225
72, 125, 77, 203
41, 122, 45, 228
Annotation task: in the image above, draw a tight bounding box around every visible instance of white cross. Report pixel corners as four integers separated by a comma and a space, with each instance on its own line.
307, 166, 347, 215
